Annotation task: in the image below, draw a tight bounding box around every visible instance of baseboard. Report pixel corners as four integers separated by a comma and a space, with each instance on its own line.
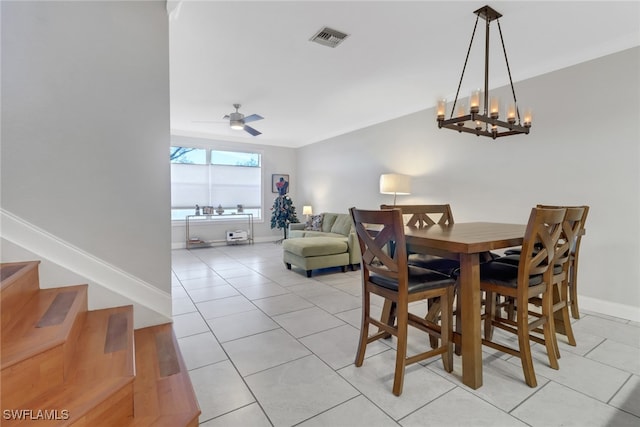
579, 295, 640, 323
1, 208, 171, 328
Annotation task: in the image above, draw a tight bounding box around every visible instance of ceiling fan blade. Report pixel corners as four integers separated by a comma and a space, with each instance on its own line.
243, 125, 261, 136
243, 114, 263, 123
223, 114, 230, 119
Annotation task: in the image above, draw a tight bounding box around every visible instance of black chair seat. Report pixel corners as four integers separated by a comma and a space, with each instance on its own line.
370, 266, 454, 293
504, 242, 543, 256
503, 248, 522, 256
492, 255, 562, 275
408, 255, 460, 276
475, 261, 543, 288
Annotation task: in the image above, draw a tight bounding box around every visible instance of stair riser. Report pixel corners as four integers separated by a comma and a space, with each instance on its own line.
1, 264, 40, 329
69, 381, 134, 427
64, 309, 87, 379
1, 347, 64, 410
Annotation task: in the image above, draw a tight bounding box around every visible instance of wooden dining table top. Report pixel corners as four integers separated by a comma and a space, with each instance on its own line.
404, 222, 527, 254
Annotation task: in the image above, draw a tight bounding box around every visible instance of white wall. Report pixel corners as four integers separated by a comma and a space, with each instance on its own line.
1, 1, 172, 322
297, 47, 640, 321
170, 135, 298, 247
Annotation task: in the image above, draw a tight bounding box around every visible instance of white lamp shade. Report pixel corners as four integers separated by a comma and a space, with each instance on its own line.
302, 205, 313, 215
380, 174, 411, 195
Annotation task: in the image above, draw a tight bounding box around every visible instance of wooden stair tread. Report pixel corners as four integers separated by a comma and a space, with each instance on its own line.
1, 285, 88, 369
125, 323, 200, 426
3, 376, 134, 427
67, 306, 135, 383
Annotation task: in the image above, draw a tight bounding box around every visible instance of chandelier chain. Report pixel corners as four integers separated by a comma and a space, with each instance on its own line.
497, 20, 521, 124
450, 15, 480, 120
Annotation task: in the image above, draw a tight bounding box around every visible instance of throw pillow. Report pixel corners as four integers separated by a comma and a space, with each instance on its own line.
330, 214, 354, 236
321, 213, 338, 232
305, 214, 323, 231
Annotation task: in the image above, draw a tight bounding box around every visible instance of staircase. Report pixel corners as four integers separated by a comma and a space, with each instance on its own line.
0, 261, 200, 426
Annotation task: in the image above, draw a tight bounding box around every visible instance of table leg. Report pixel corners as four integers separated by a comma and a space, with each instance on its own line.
459, 252, 483, 389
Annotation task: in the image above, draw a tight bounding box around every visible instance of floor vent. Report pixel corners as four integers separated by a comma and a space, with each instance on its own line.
309, 27, 349, 48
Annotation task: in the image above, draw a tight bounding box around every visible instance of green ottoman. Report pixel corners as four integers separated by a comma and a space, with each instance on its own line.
282, 237, 350, 277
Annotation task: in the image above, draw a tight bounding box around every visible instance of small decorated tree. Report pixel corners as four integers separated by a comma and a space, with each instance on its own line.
270, 195, 299, 240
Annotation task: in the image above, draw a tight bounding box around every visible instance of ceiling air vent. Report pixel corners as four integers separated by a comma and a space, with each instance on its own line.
309, 27, 349, 48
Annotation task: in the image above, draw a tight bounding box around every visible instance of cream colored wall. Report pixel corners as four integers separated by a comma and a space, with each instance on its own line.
296, 47, 640, 320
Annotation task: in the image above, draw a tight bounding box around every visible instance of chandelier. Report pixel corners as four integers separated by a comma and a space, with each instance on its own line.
437, 5, 532, 139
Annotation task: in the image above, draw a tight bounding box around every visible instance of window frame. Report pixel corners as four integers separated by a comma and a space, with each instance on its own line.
170, 143, 264, 223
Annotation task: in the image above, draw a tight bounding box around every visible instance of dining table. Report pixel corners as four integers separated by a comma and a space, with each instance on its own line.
404, 222, 527, 389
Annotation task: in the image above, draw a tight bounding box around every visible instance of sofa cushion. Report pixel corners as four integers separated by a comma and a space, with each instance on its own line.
305, 214, 323, 231
289, 230, 306, 238
283, 237, 349, 257
330, 214, 353, 236
302, 231, 347, 240
288, 230, 347, 239
321, 213, 338, 232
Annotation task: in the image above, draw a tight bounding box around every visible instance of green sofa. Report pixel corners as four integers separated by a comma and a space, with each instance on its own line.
287, 212, 361, 269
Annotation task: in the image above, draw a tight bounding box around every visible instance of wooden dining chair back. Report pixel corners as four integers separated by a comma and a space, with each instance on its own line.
531, 206, 585, 355
537, 205, 589, 319
480, 207, 565, 387
349, 207, 455, 396
380, 204, 460, 348
570, 206, 589, 318
380, 204, 454, 228
505, 204, 589, 320
381, 204, 460, 271
492, 206, 586, 355
552, 206, 586, 341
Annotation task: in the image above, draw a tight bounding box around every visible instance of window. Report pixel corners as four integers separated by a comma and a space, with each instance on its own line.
170, 146, 262, 220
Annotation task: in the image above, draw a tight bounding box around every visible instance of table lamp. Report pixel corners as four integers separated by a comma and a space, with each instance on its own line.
302, 205, 313, 220
380, 173, 411, 205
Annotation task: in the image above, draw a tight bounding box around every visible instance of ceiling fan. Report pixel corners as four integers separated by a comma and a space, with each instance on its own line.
224, 104, 263, 136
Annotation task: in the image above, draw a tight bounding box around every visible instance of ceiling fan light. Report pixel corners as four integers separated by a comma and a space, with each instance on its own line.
230, 120, 244, 130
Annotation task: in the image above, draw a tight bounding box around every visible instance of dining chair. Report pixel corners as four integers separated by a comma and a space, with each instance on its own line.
535, 206, 588, 333
503, 204, 589, 320
493, 207, 585, 356
380, 204, 459, 348
479, 207, 565, 387
563, 206, 589, 319
349, 207, 455, 396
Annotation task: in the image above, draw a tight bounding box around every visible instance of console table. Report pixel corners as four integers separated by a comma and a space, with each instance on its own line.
185, 213, 254, 248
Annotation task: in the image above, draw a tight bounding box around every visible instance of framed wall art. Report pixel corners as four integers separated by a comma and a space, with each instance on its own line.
272, 174, 290, 195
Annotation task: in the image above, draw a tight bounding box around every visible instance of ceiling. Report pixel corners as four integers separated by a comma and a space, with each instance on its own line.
168, 1, 640, 148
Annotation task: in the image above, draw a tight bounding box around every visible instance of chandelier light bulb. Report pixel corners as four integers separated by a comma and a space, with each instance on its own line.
490, 97, 500, 119
470, 89, 481, 113
507, 103, 517, 124
437, 99, 447, 120
523, 109, 533, 127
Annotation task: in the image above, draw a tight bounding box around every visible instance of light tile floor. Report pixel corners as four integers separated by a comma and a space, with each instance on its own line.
171, 244, 640, 427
